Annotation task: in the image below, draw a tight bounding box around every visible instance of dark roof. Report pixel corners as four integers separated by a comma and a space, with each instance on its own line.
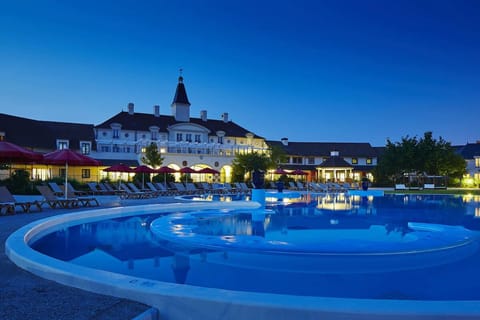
96, 111, 263, 139
454, 143, 480, 159
99, 159, 139, 166
172, 76, 190, 106
0, 113, 95, 152
352, 165, 376, 172
317, 156, 352, 168
373, 146, 386, 157
266, 140, 377, 157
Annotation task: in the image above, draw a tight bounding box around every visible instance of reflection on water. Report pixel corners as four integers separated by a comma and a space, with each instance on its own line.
30, 194, 480, 300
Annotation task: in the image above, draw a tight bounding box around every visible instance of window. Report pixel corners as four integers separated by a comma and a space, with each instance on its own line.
307, 157, 315, 165
218, 136, 224, 144
366, 158, 373, 164
0, 132, 4, 141
57, 139, 69, 150
59, 168, 66, 178
186, 133, 192, 142
81, 169, 90, 179
101, 145, 110, 152
151, 131, 158, 140
123, 146, 130, 153
113, 129, 120, 139
351, 158, 358, 164
195, 134, 201, 143
113, 144, 120, 152
176, 133, 183, 141
475, 158, 480, 168
80, 142, 91, 155
292, 156, 302, 164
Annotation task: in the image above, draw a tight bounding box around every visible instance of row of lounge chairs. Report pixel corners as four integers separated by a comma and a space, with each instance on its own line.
0, 183, 100, 215
268, 181, 359, 193
87, 181, 252, 198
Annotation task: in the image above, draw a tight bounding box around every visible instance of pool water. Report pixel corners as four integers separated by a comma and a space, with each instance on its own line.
31, 194, 480, 301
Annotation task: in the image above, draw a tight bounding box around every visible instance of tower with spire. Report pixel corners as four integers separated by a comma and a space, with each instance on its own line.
171, 69, 191, 122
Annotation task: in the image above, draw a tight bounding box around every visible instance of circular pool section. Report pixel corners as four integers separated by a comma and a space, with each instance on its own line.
150, 210, 477, 273
6, 196, 480, 319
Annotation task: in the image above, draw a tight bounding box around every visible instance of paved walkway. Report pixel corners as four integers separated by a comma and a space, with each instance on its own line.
0, 196, 182, 320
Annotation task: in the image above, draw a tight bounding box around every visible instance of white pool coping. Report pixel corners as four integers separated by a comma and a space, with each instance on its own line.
5, 201, 480, 320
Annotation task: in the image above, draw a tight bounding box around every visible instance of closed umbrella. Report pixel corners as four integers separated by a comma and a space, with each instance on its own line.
44, 149, 101, 199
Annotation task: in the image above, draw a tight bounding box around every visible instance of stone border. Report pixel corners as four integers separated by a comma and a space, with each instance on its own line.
5, 202, 480, 319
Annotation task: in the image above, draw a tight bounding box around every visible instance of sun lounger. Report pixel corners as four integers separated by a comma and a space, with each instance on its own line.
63, 188, 99, 207
119, 183, 148, 199
0, 186, 42, 213
395, 184, 408, 190
67, 182, 89, 196
36, 185, 79, 209
48, 182, 65, 196
423, 183, 435, 189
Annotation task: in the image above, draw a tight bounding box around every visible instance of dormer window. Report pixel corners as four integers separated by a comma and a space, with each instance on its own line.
110, 123, 122, 139
351, 158, 358, 164
56, 139, 69, 150
149, 126, 159, 141
80, 141, 91, 155
366, 158, 373, 165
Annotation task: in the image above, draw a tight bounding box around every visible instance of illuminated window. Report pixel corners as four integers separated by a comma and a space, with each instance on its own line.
0, 132, 4, 141
351, 158, 358, 164
81, 169, 90, 178
366, 158, 372, 165
475, 158, 480, 168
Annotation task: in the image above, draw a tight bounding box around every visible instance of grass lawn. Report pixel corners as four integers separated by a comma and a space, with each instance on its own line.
385, 188, 480, 196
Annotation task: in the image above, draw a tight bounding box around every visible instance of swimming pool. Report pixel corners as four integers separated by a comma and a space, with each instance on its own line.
6, 194, 480, 319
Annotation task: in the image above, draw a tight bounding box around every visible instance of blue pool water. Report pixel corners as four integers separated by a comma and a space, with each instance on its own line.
31, 194, 480, 301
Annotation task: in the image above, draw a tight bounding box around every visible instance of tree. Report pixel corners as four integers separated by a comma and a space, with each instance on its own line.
375, 132, 466, 186
267, 145, 288, 170
141, 143, 163, 168
231, 152, 270, 182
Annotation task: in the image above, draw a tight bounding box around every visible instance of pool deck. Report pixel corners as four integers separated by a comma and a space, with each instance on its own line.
0, 195, 182, 320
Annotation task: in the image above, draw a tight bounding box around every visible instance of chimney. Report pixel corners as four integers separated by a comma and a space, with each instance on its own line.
281, 137, 288, 146
330, 150, 339, 157
154, 105, 160, 117
200, 110, 207, 122
221, 112, 229, 123
127, 102, 134, 115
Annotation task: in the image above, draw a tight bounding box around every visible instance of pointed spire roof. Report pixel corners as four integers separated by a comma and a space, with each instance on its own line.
171, 72, 191, 106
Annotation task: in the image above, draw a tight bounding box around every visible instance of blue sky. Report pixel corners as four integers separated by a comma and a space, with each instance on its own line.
1, 0, 479, 146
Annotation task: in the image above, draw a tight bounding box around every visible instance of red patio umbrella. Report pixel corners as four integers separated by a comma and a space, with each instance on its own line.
198, 167, 219, 174
0, 141, 43, 163
179, 167, 197, 183
291, 169, 307, 175
103, 164, 134, 173
133, 165, 156, 189
43, 149, 101, 198
273, 168, 288, 175
155, 166, 177, 185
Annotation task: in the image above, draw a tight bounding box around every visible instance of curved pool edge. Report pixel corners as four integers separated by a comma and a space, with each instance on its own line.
5, 202, 480, 320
